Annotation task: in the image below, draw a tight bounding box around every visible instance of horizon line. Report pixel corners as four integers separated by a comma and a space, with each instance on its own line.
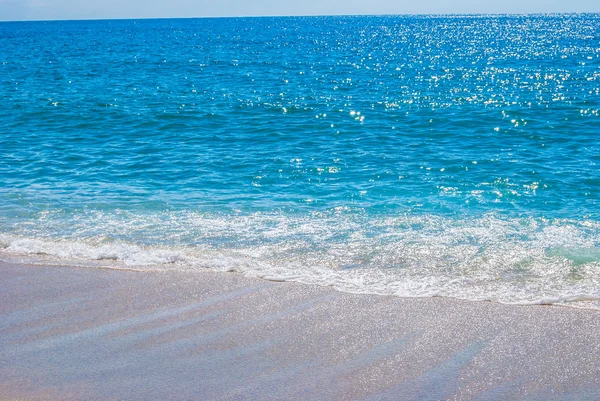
1, 11, 599, 23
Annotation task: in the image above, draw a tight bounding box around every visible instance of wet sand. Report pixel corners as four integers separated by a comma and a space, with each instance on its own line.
1, 259, 599, 400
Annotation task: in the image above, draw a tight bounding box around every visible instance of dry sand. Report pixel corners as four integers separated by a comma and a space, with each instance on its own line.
0, 259, 599, 400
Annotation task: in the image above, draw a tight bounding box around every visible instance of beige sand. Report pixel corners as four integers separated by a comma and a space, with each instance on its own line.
0, 259, 599, 400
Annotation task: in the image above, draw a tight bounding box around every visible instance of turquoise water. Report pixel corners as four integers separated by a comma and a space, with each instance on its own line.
1, 15, 600, 305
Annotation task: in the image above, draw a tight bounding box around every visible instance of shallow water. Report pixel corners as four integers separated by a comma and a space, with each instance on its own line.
1, 15, 599, 306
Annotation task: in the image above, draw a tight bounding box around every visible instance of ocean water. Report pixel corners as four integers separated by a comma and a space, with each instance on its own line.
1, 15, 600, 307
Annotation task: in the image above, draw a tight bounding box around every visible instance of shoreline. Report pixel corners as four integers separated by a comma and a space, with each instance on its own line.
2, 252, 599, 312
1, 259, 599, 400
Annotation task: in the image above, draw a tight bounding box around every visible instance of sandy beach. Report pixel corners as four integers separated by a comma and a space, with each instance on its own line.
1, 259, 599, 400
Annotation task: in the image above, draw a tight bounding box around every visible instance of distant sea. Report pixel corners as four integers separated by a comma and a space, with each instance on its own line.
1, 15, 599, 307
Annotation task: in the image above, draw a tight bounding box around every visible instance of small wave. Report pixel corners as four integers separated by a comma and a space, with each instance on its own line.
512, 295, 600, 308
0, 235, 190, 267
1, 210, 599, 310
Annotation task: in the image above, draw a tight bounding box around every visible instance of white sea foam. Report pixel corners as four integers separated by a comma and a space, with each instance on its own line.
0, 234, 189, 267
1, 211, 599, 309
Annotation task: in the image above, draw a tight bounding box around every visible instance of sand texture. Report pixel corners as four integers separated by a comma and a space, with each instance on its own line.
1, 260, 599, 400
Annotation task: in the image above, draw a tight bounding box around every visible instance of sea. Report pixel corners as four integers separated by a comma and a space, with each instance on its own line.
1, 14, 599, 307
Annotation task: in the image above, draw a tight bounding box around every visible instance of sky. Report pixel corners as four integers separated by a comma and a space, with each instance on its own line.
1, 0, 599, 21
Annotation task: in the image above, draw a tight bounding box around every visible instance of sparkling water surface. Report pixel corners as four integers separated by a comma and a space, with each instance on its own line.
1, 15, 600, 306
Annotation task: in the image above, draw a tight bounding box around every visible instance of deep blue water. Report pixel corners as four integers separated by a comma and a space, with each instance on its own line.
1, 15, 600, 305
